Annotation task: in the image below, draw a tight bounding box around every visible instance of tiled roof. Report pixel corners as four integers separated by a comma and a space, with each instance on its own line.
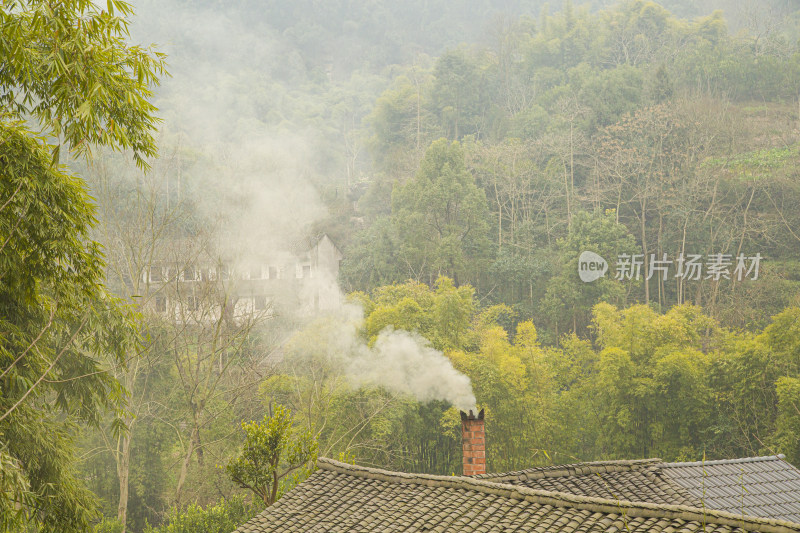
660, 455, 800, 524
475, 458, 700, 506
233, 458, 800, 533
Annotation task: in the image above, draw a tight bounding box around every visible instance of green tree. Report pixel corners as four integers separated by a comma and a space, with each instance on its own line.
368, 70, 435, 175
363, 278, 475, 352
649, 64, 674, 103
450, 320, 560, 471
227, 405, 318, 506
773, 377, 800, 464
0, 120, 134, 533
588, 302, 717, 459
430, 49, 487, 140
392, 138, 491, 287
141, 495, 261, 533
340, 217, 403, 292
0, 0, 166, 168
0, 1, 166, 530
541, 210, 637, 339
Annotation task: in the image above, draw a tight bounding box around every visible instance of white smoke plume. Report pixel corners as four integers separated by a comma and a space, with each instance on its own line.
285, 302, 476, 412
350, 328, 476, 412
127, 0, 477, 413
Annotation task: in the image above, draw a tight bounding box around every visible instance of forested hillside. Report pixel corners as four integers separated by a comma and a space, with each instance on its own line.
4, 1, 800, 532
341, 0, 800, 342
131, 0, 800, 341
78, 2, 800, 531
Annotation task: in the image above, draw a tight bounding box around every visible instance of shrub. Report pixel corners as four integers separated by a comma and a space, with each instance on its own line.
143, 495, 262, 533
92, 518, 125, 533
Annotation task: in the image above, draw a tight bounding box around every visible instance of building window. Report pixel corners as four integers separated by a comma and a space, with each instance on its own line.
219, 264, 230, 280
155, 296, 166, 313
183, 266, 196, 281
149, 265, 162, 282
302, 265, 311, 278
186, 296, 199, 311
250, 266, 262, 280
254, 295, 267, 310
268, 266, 278, 279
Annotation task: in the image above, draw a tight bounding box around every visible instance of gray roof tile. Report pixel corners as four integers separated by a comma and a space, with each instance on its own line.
232, 458, 800, 533
660, 456, 800, 524
476, 459, 700, 507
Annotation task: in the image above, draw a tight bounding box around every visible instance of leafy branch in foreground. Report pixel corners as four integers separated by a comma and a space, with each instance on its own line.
227, 405, 318, 506
0, 1, 166, 531
0, 119, 136, 532
0, 0, 168, 168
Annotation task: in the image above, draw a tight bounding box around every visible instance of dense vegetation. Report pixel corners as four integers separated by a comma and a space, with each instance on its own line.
0, 1, 165, 531
4, 1, 800, 532
270, 280, 800, 472
341, 1, 800, 341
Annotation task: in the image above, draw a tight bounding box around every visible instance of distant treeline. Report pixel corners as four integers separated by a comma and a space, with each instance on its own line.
339, 0, 800, 342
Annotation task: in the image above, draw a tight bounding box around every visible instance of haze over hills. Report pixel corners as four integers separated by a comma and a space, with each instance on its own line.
5, 1, 800, 532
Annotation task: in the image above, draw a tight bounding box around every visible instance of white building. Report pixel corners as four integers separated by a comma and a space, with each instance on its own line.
142, 234, 343, 322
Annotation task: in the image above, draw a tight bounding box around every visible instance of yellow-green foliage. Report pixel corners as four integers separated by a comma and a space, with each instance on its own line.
142, 496, 262, 533
281, 277, 800, 470
364, 278, 475, 351
450, 320, 560, 471
226, 406, 317, 506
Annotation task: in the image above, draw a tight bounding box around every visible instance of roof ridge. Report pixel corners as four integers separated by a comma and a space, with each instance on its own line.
474, 458, 662, 481
317, 457, 800, 533
662, 455, 789, 468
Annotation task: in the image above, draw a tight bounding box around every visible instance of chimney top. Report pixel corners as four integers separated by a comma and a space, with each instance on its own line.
460, 408, 484, 421
461, 408, 485, 476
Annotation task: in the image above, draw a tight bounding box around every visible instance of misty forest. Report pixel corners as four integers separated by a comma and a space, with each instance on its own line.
4, 0, 800, 531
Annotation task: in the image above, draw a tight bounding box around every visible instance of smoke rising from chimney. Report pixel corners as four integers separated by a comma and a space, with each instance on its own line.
349, 327, 476, 412
285, 303, 477, 412
127, 0, 478, 413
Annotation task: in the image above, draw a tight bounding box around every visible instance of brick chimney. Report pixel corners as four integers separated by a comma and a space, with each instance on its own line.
461, 408, 485, 476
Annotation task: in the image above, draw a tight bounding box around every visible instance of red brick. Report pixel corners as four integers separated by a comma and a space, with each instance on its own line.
462, 414, 486, 476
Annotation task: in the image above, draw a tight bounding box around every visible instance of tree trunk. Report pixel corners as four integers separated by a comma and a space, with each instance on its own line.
270, 464, 279, 505
569, 122, 575, 229
640, 205, 649, 304
564, 162, 572, 230
117, 428, 132, 533
194, 420, 204, 467
657, 213, 663, 309
175, 431, 196, 506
